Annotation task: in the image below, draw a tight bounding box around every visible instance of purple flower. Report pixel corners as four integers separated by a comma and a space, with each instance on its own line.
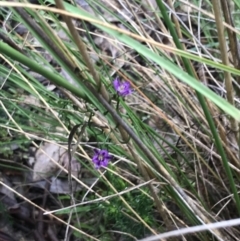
113, 78, 132, 97
92, 149, 111, 169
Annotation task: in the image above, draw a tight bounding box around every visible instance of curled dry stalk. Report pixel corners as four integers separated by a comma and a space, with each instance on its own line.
211, 0, 239, 150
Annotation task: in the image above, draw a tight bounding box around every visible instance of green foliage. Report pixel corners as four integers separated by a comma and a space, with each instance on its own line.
98, 172, 156, 240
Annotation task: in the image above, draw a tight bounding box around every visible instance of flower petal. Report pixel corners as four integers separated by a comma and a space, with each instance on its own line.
113, 78, 120, 89
93, 149, 100, 155
113, 79, 132, 96
91, 149, 111, 169
94, 164, 100, 169
101, 160, 109, 167
100, 150, 108, 157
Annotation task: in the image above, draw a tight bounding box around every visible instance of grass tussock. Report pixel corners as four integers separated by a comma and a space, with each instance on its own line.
1, 0, 240, 240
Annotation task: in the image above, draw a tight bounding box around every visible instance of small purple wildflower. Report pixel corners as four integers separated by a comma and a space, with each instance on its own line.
92, 149, 111, 169
113, 78, 132, 97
